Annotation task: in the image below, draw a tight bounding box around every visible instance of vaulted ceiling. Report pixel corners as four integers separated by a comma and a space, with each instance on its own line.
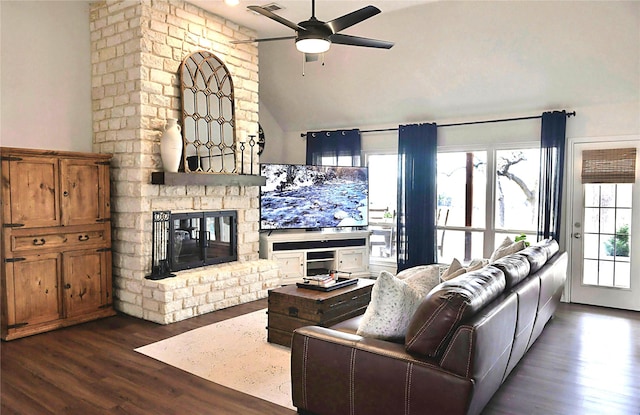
191, 1, 639, 133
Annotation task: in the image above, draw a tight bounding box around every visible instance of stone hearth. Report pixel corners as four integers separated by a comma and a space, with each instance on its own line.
90, 0, 279, 324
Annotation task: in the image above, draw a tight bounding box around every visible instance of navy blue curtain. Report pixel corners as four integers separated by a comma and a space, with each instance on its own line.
305, 129, 361, 166
396, 123, 438, 271
538, 111, 567, 243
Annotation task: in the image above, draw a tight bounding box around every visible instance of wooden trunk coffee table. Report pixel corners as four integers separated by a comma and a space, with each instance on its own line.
267, 278, 375, 347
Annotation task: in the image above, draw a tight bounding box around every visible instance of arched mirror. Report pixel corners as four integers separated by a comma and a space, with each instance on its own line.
180, 51, 236, 173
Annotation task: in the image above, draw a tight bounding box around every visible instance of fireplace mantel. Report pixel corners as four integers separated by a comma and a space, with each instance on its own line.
151, 172, 266, 187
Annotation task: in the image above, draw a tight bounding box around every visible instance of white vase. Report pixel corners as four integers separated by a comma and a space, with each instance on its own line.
160, 119, 182, 172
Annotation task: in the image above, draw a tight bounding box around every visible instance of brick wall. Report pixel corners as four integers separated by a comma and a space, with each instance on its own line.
90, 0, 279, 324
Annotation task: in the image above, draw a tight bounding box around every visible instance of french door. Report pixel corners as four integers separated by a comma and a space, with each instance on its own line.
568, 138, 639, 311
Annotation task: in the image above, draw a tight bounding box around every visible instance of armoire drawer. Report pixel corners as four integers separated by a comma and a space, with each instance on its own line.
8, 224, 110, 253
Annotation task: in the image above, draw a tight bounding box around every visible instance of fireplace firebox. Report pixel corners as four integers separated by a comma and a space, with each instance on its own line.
148, 210, 237, 280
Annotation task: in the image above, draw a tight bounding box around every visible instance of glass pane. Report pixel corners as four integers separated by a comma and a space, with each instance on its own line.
584, 184, 599, 207
205, 216, 232, 259
437, 152, 486, 228
599, 208, 616, 234
495, 149, 540, 232
438, 230, 484, 264
599, 261, 614, 286
600, 184, 616, 207
617, 184, 632, 208
616, 209, 631, 237
368, 154, 398, 260
583, 233, 600, 259
173, 217, 202, 265
614, 262, 631, 288
368, 155, 397, 216
583, 208, 600, 233
600, 233, 615, 259
369, 224, 395, 259
583, 259, 598, 285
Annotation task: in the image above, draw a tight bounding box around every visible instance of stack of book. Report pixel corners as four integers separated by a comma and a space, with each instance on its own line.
302, 275, 336, 288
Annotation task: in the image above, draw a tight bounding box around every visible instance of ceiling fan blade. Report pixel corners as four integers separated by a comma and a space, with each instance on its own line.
327, 5, 381, 33
329, 33, 394, 49
248, 5, 305, 32
231, 36, 296, 44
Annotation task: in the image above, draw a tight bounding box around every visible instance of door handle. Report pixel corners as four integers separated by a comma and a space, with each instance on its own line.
573, 232, 582, 239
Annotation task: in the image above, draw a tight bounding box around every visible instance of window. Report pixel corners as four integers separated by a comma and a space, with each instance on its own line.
437, 146, 540, 263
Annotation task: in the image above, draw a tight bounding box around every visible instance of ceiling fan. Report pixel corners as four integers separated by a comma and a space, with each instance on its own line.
231, 0, 394, 54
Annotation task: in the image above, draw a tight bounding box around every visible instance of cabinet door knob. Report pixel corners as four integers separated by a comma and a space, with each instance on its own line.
64, 283, 71, 289
63, 191, 69, 197
32, 238, 46, 246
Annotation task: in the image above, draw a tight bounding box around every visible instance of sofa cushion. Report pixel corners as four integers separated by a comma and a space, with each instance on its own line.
356, 269, 440, 341
518, 245, 548, 274
490, 253, 531, 289
405, 266, 506, 358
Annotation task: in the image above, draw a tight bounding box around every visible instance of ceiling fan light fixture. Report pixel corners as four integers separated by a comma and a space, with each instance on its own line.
296, 38, 331, 54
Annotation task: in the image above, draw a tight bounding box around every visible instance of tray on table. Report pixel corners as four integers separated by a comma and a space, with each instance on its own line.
296, 277, 358, 292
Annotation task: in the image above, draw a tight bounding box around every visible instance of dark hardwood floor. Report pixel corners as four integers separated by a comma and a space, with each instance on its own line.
2, 301, 639, 414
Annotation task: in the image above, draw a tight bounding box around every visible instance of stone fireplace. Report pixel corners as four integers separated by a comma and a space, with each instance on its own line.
89, 0, 280, 324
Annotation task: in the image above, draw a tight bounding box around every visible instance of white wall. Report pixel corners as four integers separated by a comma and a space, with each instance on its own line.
265, 99, 640, 165
0, 1, 93, 152
256, 102, 285, 163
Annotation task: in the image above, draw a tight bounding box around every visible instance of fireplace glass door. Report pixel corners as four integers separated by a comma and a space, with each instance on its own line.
171, 211, 237, 271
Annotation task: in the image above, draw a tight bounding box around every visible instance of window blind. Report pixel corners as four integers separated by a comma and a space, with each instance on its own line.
581, 148, 637, 183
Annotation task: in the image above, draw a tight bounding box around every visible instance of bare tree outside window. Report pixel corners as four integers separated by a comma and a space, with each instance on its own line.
495, 149, 539, 230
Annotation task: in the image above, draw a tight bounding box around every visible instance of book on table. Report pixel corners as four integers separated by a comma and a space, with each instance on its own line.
303, 275, 336, 287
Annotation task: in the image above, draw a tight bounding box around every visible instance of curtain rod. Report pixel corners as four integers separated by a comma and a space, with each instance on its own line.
300, 111, 576, 138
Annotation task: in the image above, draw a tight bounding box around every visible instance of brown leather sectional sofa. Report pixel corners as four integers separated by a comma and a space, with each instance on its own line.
291, 239, 567, 415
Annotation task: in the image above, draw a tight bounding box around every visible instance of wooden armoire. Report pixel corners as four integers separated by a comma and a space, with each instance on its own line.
1, 147, 116, 340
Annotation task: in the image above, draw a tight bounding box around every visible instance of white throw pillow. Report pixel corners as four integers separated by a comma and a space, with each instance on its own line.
356, 271, 424, 341
466, 258, 489, 272
490, 240, 527, 263
440, 258, 464, 281
489, 236, 514, 262
396, 265, 441, 296
441, 267, 466, 281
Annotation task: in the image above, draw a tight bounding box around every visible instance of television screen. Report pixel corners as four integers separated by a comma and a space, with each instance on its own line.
260, 164, 369, 230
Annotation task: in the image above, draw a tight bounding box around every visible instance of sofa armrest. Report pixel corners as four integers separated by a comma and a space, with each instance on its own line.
291, 326, 473, 415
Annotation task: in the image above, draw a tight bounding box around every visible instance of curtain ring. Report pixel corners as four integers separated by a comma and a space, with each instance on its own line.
326, 132, 331, 137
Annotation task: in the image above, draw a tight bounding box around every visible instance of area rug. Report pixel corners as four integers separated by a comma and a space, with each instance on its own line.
134, 309, 294, 410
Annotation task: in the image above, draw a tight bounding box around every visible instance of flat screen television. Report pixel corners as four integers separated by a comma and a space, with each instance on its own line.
260, 163, 369, 230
